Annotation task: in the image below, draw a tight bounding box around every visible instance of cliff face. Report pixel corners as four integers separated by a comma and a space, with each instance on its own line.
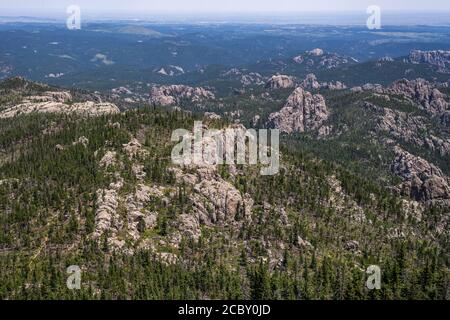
267, 87, 329, 134
387, 79, 449, 116
374, 105, 450, 156
391, 146, 450, 210
408, 50, 450, 73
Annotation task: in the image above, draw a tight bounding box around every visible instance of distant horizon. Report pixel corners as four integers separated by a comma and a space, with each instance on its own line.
1, 10, 450, 26
2, 0, 450, 12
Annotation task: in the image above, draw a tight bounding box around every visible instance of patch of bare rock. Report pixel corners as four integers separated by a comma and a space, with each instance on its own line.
355, 78, 449, 127
373, 105, 450, 156
222, 68, 265, 86
265, 75, 296, 89
391, 146, 450, 210
0, 91, 120, 118
90, 129, 256, 261
301, 73, 347, 90
408, 50, 450, 73
150, 85, 215, 106
387, 79, 449, 117
267, 87, 329, 134
292, 48, 354, 69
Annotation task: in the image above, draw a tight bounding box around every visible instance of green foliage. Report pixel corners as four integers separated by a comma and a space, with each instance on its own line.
0, 103, 447, 300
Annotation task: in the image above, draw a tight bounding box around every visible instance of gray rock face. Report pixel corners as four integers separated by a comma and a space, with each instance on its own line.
351, 83, 384, 93
28, 91, 72, 103
240, 72, 265, 86
267, 87, 329, 134
125, 184, 159, 241
387, 79, 449, 116
292, 49, 353, 70
92, 141, 167, 253
391, 146, 450, 209
376, 107, 450, 156
204, 112, 222, 120
350, 86, 364, 93
168, 123, 255, 225
301, 73, 347, 90
155, 65, 185, 77
194, 176, 252, 222
379, 56, 395, 62
0, 91, 119, 118
301, 73, 321, 90
122, 138, 149, 159
93, 188, 122, 242
293, 49, 353, 69
323, 81, 347, 90
150, 85, 215, 106
111, 86, 133, 95
265, 75, 296, 89
309, 48, 324, 56
318, 54, 350, 69
362, 83, 385, 93
169, 165, 254, 234
356, 79, 449, 126
292, 55, 304, 64
222, 68, 265, 86
408, 50, 450, 73
99, 151, 117, 169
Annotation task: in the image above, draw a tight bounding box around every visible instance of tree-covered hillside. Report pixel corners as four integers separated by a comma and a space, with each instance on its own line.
0, 79, 448, 299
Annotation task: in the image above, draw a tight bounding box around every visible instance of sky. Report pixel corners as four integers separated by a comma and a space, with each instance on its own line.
0, 0, 449, 25
2, 0, 450, 15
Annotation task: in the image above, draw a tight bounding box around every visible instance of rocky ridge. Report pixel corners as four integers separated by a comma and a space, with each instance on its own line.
387, 79, 449, 117
91, 125, 256, 258
367, 103, 450, 156
292, 48, 354, 69
391, 146, 450, 211
150, 85, 215, 106
301, 73, 347, 90
408, 50, 450, 73
0, 91, 120, 118
222, 68, 265, 86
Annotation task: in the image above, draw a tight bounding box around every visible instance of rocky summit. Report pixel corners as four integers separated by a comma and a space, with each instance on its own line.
265, 75, 296, 89
267, 87, 329, 133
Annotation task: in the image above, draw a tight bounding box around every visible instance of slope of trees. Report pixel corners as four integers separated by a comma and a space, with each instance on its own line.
0, 106, 448, 300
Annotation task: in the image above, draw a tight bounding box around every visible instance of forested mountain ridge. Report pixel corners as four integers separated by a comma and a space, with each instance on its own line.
143, 61, 450, 212
0, 77, 448, 300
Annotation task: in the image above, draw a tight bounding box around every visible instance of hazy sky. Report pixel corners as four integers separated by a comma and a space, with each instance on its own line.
2, 0, 450, 16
